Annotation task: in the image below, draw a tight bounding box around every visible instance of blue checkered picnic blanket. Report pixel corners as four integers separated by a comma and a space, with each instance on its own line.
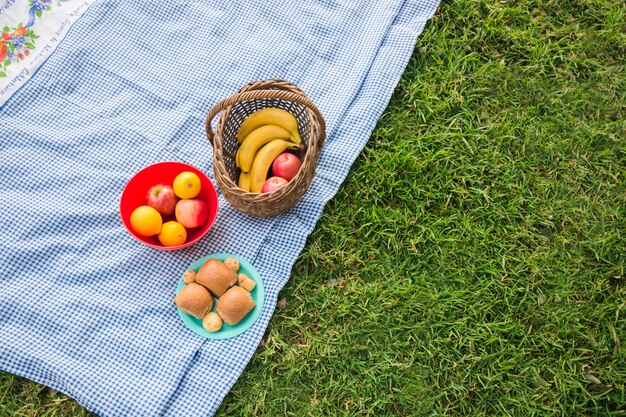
0, 0, 439, 415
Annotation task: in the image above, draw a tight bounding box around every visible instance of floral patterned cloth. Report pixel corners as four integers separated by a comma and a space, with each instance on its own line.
0, 0, 93, 102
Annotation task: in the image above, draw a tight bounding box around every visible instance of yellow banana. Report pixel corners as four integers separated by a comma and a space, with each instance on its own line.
249, 139, 298, 193
236, 125, 292, 172
237, 108, 301, 144
238, 171, 251, 192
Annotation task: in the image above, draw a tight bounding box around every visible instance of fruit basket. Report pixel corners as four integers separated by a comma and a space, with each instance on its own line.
205, 79, 326, 217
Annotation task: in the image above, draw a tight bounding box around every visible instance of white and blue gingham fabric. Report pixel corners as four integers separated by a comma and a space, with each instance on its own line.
0, 1, 439, 415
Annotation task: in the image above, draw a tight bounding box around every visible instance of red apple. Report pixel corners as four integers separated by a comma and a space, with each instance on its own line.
146, 184, 178, 216
271, 153, 302, 181
175, 199, 208, 228
261, 176, 288, 193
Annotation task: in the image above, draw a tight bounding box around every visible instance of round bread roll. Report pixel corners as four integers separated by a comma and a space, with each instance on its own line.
237, 273, 248, 285
202, 312, 223, 333
238, 273, 256, 292
216, 286, 256, 326
175, 283, 214, 319
182, 269, 196, 284
224, 257, 240, 272
195, 259, 238, 297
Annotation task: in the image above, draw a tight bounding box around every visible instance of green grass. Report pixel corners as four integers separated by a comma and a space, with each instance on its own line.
2, 0, 625, 415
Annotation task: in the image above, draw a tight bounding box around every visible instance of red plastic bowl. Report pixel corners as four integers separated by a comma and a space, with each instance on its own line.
120, 161, 219, 250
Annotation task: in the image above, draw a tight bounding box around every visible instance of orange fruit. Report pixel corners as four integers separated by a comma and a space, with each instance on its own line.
130, 205, 162, 236
173, 171, 201, 199
158, 221, 187, 246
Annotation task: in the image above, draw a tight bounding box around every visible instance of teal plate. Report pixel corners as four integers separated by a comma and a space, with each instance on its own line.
176, 253, 265, 340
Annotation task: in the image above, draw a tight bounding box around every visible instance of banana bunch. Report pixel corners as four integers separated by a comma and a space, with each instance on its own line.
235, 108, 301, 193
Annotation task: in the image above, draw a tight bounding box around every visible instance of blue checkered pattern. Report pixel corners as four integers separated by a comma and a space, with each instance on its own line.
0, 0, 439, 415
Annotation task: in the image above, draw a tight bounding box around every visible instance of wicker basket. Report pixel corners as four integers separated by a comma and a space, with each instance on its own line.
205, 79, 326, 217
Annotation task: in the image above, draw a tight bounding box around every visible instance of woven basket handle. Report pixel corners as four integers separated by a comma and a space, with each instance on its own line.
206, 89, 325, 146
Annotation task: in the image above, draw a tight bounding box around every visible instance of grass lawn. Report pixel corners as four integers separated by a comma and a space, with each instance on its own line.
2, 0, 625, 415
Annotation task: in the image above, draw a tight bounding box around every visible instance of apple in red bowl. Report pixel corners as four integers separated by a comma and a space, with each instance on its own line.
120, 162, 219, 250
146, 184, 178, 216
176, 199, 209, 228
